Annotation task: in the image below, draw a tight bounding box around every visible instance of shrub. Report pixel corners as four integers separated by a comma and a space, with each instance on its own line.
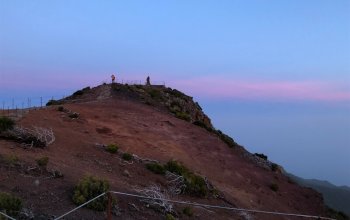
165, 160, 207, 197
175, 111, 191, 122
193, 121, 212, 132
148, 89, 162, 99
36, 156, 49, 168
215, 130, 237, 148
122, 153, 133, 161
166, 88, 188, 99
69, 112, 79, 119
166, 214, 176, 220
4, 155, 19, 166
146, 163, 166, 175
269, 183, 279, 192
106, 144, 118, 154
72, 176, 110, 211
57, 106, 65, 112
271, 163, 279, 172
254, 153, 268, 160
73, 87, 90, 96
46, 99, 63, 106
0, 116, 15, 132
0, 192, 22, 217
183, 206, 193, 217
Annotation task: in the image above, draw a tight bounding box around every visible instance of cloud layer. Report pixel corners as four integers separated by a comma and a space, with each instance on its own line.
170, 77, 350, 102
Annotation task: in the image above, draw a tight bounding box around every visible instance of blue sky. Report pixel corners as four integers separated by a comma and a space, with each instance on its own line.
0, 0, 349, 185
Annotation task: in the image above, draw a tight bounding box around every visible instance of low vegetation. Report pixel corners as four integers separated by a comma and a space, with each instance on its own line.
147, 88, 162, 99
214, 130, 238, 148
122, 153, 133, 161
0, 192, 22, 218
46, 99, 63, 106
182, 206, 194, 217
165, 160, 208, 197
146, 162, 166, 175
255, 153, 268, 160
72, 176, 110, 211
165, 213, 176, 220
192, 122, 238, 149
36, 156, 49, 169
106, 144, 118, 154
193, 120, 213, 132
72, 86, 91, 96
0, 116, 15, 132
271, 163, 279, 172
57, 106, 65, 112
68, 112, 79, 119
145, 160, 208, 197
175, 111, 191, 122
4, 154, 19, 166
269, 183, 279, 192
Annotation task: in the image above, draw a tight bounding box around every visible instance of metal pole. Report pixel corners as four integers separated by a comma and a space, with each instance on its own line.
41, 97, 43, 108
107, 192, 112, 220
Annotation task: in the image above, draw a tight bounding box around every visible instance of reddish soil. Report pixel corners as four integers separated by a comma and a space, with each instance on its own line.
0, 91, 328, 219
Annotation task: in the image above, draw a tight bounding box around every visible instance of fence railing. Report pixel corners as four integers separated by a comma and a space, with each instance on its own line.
0, 189, 336, 220
0, 80, 166, 114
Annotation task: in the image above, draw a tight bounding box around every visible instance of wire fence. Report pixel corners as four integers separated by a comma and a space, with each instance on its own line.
0, 190, 337, 220
0, 80, 166, 118
0, 96, 63, 119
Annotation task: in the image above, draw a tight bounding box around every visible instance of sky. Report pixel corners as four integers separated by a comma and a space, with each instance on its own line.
0, 0, 349, 185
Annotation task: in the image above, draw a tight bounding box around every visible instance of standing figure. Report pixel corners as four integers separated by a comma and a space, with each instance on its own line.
111, 74, 116, 83
146, 76, 151, 86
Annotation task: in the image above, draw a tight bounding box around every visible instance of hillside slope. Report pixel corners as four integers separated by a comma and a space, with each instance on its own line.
288, 173, 350, 216
0, 84, 333, 219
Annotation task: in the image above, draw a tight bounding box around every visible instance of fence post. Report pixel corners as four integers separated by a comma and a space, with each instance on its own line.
107, 192, 112, 220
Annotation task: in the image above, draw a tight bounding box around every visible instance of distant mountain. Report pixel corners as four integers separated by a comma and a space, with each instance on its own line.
287, 173, 350, 217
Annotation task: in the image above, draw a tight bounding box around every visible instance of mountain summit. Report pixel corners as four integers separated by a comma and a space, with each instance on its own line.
0, 83, 344, 219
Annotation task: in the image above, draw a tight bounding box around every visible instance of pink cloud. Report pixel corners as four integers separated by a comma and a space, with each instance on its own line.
169, 77, 350, 102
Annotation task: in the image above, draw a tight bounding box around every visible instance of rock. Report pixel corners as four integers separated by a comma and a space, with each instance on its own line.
123, 169, 131, 177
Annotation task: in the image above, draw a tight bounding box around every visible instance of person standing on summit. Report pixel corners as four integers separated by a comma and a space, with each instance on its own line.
111, 74, 116, 83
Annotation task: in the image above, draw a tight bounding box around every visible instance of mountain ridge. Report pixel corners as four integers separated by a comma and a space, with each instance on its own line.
0, 83, 343, 219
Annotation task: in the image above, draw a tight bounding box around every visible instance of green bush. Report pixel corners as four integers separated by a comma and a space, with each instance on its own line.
215, 130, 237, 148
69, 112, 79, 119
148, 89, 162, 99
271, 163, 278, 172
175, 111, 191, 122
122, 153, 133, 161
0, 192, 22, 218
57, 106, 65, 112
183, 206, 193, 217
165, 214, 176, 220
0, 116, 15, 132
46, 99, 63, 106
269, 183, 279, 192
36, 156, 49, 168
4, 154, 19, 166
166, 88, 188, 99
106, 144, 118, 154
165, 160, 207, 197
192, 120, 212, 132
73, 87, 90, 96
72, 176, 110, 211
255, 153, 268, 160
146, 163, 166, 175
